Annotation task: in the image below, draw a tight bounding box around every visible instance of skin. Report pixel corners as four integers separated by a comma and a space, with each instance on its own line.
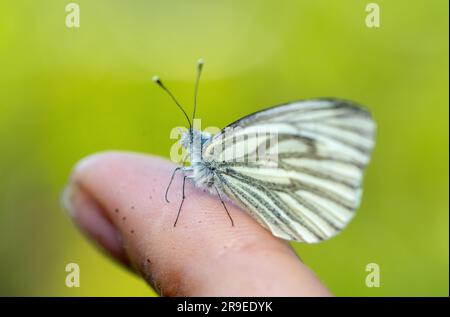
62, 151, 332, 296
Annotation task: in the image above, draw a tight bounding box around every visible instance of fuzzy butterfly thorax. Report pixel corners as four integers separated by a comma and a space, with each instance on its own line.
181, 128, 217, 191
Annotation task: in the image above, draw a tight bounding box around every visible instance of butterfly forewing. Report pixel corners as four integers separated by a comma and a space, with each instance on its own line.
202, 99, 376, 243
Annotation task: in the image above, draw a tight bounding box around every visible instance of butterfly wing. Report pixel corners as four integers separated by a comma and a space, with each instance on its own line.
202, 99, 376, 243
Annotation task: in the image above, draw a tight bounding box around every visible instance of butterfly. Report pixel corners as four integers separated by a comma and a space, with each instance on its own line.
152, 59, 376, 243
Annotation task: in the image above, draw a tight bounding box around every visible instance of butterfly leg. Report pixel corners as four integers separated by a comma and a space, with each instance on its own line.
173, 175, 187, 227
213, 184, 234, 227
165, 167, 181, 203
165, 155, 190, 203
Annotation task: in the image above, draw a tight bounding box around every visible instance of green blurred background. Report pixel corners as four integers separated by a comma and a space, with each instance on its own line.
0, 0, 448, 296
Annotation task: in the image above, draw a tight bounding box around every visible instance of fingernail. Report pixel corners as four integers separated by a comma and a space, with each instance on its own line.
61, 153, 102, 215
61, 181, 129, 264
60, 181, 76, 217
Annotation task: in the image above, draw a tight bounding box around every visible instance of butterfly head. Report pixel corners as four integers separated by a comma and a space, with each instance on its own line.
180, 128, 211, 157
180, 128, 194, 150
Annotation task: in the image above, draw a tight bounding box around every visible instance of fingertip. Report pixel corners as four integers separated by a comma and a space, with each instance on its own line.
64, 151, 332, 296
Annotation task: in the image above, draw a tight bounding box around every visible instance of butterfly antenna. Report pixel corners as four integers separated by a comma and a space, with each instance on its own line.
152, 75, 192, 129
192, 58, 204, 122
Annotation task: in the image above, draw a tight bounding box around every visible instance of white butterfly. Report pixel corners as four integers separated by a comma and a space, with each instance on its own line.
153, 59, 376, 243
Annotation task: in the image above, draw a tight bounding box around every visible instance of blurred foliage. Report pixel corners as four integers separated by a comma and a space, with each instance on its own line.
0, 0, 448, 296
